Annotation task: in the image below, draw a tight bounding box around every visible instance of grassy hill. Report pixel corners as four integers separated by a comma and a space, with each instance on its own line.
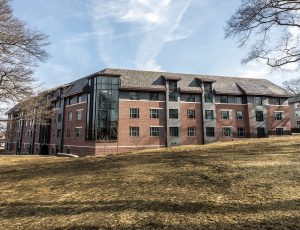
0, 136, 299, 229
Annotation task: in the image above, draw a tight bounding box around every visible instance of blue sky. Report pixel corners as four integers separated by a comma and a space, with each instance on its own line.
11, 0, 299, 88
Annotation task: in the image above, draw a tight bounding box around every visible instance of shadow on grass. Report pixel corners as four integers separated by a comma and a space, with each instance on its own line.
51, 216, 300, 230
1, 199, 299, 218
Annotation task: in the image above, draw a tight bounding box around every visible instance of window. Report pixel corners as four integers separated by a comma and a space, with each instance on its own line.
187, 109, 195, 119
235, 97, 242, 104
77, 95, 82, 103
169, 109, 178, 119
66, 129, 71, 138
150, 92, 159, 101
169, 81, 177, 91
222, 127, 232, 137
220, 96, 228, 103
221, 111, 230, 120
297, 121, 300, 128
237, 127, 246, 137
186, 94, 196, 102
273, 98, 281, 105
274, 112, 283, 120
130, 92, 139, 100
57, 129, 62, 138
295, 103, 300, 108
150, 127, 160, 137
295, 111, 300, 117
76, 110, 82, 120
130, 108, 139, 118
65, 97, 71, 106
204, 83, 213, 103
188, 127, 196, 137
150, 109, 159, 119
169, 81, 178, 101
254, 96, 262, 106
236, 111, 244, 120
206, 127, 215, 137
67, 112, 72, 121
169, 127, 179, 137
205, 110, 214, 119
57, 113, 62, 123
276, 128, 284, 136
256, 111, 264, 121
130, 127, 139, 137
75, 127, 81, 138
169, 92, 178, 101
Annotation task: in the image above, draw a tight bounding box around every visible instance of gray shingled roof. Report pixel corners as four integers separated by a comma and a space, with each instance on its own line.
7, 68, 292, 114
99, 68, 290, 97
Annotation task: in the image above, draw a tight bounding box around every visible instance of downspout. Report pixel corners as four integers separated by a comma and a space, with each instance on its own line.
19, 118, 25, 154
200, 93, 205, 145
60, 93, 65, 153
32, 120, 36, 154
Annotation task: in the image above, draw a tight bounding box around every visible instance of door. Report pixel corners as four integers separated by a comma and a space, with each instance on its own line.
257, 127, 266, 138
40, 145, 49, 155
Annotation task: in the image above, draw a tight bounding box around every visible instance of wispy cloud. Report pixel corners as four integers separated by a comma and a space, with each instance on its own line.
86, 0, 194, 70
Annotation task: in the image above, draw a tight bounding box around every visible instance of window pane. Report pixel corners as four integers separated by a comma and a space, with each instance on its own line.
169, 109, 178, 119
222, 127, 232, 137
169, 127, 179, 137
130, 127, 139, 137
206, 127, 215, 137
236, 111, 244, 120
256, 111, 264, 121
187, 110, 195, 119
188, 127, 196, 136
254, 96, 262, 105
186, 94, 196, 102
130, 108, 139, 118
150, 127, 160, 137
150, 109, 159, 118
150, 92, 159, 101
205, 110, 214, 119
220, 96, 228, 103
221, 111, 230, 119
130, 92, 139, 100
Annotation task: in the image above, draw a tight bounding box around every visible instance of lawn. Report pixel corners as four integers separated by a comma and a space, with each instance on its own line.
0, 136, 299, 229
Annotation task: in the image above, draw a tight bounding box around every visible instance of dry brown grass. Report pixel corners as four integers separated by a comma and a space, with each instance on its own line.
0, 136, 300, 229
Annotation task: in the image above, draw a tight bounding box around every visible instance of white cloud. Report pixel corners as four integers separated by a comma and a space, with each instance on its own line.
87, 0, 194, 70
237, 60, 299, 86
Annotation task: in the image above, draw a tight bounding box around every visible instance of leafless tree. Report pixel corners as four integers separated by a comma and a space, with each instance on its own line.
283, 77, 300, 94
0, 0, 49, 104
225, 0, 300, 69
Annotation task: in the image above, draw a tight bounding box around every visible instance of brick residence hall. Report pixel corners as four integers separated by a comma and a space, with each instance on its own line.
5, 68, 294, 156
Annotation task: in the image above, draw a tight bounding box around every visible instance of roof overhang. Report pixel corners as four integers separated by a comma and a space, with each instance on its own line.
119, 87, 166, 92
162, 75, 182, 81
196, 77, 216, 83
87, 72, 121, 79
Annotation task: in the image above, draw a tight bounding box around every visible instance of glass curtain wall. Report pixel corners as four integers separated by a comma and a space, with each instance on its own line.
86, 76, 119, 141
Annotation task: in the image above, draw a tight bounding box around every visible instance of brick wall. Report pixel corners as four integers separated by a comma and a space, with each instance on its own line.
118, 100, 167, 148
180, 102, 203, 145
267, 105, 291, 132
215, 104, 250, 141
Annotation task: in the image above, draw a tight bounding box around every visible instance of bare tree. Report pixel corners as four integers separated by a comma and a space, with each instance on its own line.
283, 77, 300, 94
0, 0, 49, 104
225, 0, 300, 69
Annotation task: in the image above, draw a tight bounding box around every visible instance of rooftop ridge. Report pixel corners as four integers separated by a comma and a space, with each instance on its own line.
103, 67, 265, 81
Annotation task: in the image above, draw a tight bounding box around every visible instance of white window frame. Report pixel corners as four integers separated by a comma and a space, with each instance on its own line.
187, 127, 197, 137
130, 127, 139, 137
